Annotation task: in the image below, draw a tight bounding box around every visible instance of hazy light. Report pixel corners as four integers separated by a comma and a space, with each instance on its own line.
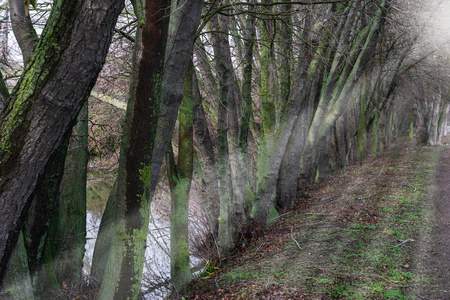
417, 0, 450, 51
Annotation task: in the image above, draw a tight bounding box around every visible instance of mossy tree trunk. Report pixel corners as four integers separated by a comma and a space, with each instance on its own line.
357, 74, 369, 164
248, 22, 316, 225
8, 2, 87, 292
251, 1, 390, 225
98, 0, 202, 298
299, 0, 389, 199
90, 179, 117, 285
2, 233, 34, 299
253, 3, 344, 218
97, 1, 170, 297
210, 12, 234, 252
22, 130, 70, 295
167, 62, 195, 296
48, 101, 88, 286
0, 0, 124, 286
276, 10, 322, 210
192, 70, 220, 236
428, 90, 448, 146
278, 0, 292, 116
237, 8, 256, 216
0, 70, 34, 300
298, 0, 361, 184
259, 0, 277, 137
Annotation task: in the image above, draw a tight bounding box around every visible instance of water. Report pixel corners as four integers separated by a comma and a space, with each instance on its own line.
83, 211, 201, 299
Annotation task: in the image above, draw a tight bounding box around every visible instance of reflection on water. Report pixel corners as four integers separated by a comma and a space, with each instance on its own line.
84, 177, 204, 298
83, 210, 200, 299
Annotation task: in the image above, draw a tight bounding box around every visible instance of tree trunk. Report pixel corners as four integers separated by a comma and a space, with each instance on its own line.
7, 0, 38, 66
278, 0, 292, 114
299, 0, 389, 194
2, 233, 33, 299
98, 0, 202, 297
0, 0, 124, 286
97, 1, 170, 297
210, 12, 234, 252
237, 10, 256, 216
192, 69, 220, 235
22, 128, 70, 294
48, 101, 88, 286
259, 0, 276, 137
428, 92, 448, 146
249, 44, 313, 225
168, 61, 194, 296
276, 12, 320, 210
0, 72, 8, 113
228, 77, 246, 233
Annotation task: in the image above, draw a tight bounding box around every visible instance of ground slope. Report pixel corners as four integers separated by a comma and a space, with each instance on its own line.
185, 141, 448, 299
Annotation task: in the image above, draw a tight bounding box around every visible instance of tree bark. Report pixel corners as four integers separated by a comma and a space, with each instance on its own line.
98, 0, 202, 297
48, 101, 88, 285
278, 0, 292, 113
299, 0, 389, 196
168, 61, 194, 296
8, 0, 38, 66
0, 72, 8, 113
192, 69, 220, 235
2, 233, 33, 299
210, 12, 234, 252
97, 0, 170, 297
90, 179, 117, 285
0, 0, 124, 286
22, 128, 70, 294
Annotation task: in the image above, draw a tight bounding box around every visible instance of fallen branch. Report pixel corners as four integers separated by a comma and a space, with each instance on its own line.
255, 242, 268, 252
393, 239, 415, 248
291, 228, 302, 250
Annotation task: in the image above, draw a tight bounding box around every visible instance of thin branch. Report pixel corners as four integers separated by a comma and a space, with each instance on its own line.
291, 228, 302, 250
196, 0, 347, 37
393, 239, 415, 248
114, 28, 135, 43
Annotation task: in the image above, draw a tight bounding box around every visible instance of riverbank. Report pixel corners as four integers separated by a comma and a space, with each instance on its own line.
185, 140, 446, 299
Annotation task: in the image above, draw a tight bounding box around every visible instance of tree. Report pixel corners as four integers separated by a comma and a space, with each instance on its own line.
167, 61, 195, 296
7, 0, 38, 67
48, 101, 88, 286
0, 0, 125, 287
97, 0, 202, 298
275, 0, 390, 216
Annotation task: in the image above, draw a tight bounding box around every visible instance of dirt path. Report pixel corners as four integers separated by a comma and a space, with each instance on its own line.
427, 147, 450, 298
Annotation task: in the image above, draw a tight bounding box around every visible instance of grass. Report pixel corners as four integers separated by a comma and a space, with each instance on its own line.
185, 142, 444, 299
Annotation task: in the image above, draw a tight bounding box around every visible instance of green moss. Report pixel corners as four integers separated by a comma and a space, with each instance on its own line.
138, 164, 152, 190
0, 0, 65, 166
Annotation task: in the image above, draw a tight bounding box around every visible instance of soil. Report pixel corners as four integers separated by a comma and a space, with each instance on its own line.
425, 147, 450, 299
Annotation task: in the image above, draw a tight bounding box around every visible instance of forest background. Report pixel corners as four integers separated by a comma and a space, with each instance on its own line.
0, 0, 450, 299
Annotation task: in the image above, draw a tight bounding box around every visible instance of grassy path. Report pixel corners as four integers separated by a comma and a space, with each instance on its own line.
185, 142, 445, 299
